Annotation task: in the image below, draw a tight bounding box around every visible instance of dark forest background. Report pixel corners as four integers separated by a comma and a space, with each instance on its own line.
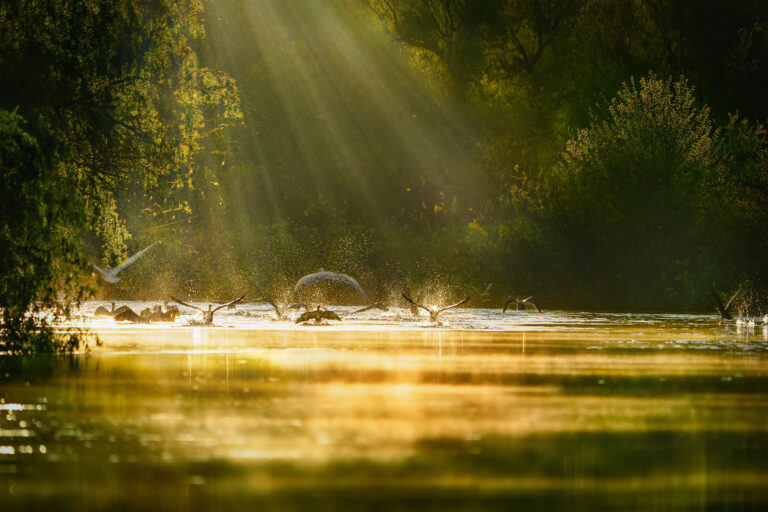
2, 0, 768, 350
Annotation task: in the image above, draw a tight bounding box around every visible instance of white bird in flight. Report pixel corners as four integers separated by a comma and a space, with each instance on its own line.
293, 269, 367, 301
91, 242, 158, 283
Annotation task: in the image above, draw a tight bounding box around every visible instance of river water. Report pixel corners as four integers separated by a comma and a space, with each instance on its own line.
1, 302, 767, 510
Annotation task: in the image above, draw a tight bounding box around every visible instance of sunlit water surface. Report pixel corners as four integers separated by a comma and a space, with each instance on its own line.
2, 301, 767, 510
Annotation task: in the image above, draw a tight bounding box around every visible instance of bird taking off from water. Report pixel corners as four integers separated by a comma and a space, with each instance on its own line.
91, 242, 158, 283
253, 283, 292, 319
293, 270, 367, 301
503, 296, 542, 313
401, 293, 470, 323
295, 307, 342, 324
710, 284, 737, 323
264, 299, 292, 320
169, 293, 246, 324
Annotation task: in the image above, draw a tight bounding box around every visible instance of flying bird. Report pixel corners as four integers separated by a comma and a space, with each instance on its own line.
295, 307, 342, 324
503, 296, 542, 313
294, 270, 367, 301
401, 293, 470, 323
91, 242, 159, 283
710, 284, 737, 323
169, 293, 247, 324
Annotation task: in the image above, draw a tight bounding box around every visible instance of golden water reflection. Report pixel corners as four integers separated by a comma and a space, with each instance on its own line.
1, 322, 767, 510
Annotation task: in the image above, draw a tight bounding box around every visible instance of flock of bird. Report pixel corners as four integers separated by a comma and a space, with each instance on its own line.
89, 244, 543, 325
91, 242, 765, 327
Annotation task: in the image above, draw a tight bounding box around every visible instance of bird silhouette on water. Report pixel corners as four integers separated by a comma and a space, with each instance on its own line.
253, 284, 295, 320
170, 294, 246, 324
113, 307, 150, 323
401, 293, 470, 323
503, 296, 542, 313
94, 302, 132, 317
710, 284, 737, 323
150, 303, 179, 322
295, 307, 342, 324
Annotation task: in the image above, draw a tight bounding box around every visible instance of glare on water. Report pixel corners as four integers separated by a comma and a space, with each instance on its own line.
1, 302, 767, 510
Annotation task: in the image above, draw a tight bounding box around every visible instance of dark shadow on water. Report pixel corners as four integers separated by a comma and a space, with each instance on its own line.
2, 431, 767, 511
0, 354, 85, 383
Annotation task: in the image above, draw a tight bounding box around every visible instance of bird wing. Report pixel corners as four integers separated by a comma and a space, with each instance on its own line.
295, 311, 311, 323
402, 293, 430, 314
710, 285, 727, 313
212, 293, 247, 313
322, 310, 342, 321
522, 297, 542, 313
439, 296, 471, 313
114, 308, 139, 322
502, 296, 515, 313
113, 305, 132, 315
169, 296, 203, 312
113, 241, 158, 274
724, 292, 738, 312
91, 262, 108, 277
294, 271, 368, 300
91, 262, 119, 282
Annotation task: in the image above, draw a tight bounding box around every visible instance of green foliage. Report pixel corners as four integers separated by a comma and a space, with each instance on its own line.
702, 115, 768, 281
547, 74, 718, 308
0, 109, 92, 353
0, 1, 241, 352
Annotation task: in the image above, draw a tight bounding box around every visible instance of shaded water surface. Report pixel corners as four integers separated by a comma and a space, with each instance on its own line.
1, 307, 767, 510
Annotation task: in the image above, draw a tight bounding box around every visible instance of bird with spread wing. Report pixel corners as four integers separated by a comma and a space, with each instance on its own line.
401, 293, 470, 323
91, 242, 159, 283
295, 307, 342, 324
710, 284, 738, 323
253, 283, 296, 320
293, 269, 367, 302
502, 296, 542, 313
169, 293, 246, 324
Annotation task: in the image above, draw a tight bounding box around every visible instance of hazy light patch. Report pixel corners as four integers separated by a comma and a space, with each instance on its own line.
203, 0, 488, 231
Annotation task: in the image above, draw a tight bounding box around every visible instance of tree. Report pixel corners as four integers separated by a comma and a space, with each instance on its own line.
551, 73, 718, 308
0, 0, 240, 352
